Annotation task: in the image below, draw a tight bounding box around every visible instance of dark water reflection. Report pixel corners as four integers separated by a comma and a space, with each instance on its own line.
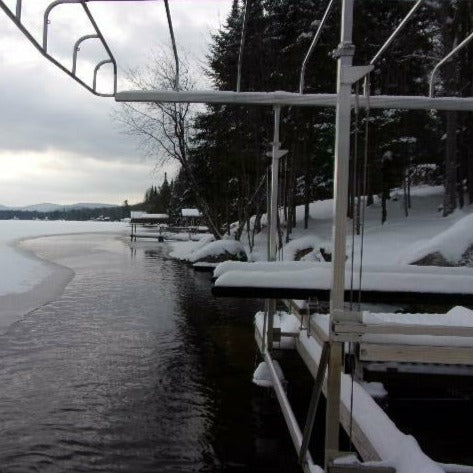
0, 235, 300, 473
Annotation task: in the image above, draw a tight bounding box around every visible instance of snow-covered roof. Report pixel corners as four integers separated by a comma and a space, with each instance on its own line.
181, 208, 201, 217
130, 212, 169, 221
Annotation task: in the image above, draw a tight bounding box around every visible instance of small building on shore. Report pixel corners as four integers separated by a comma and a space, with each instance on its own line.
130, 211, 169, 225
181, 208, 202, 227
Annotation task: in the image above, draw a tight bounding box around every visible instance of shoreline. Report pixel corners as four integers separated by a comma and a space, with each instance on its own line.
0, 232, 121, 332
0, 230, 129, 332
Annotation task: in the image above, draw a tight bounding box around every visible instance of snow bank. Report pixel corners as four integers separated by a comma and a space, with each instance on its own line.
168, 234, 214, 260
187, 239, 247, 263
400, 213, 473, 265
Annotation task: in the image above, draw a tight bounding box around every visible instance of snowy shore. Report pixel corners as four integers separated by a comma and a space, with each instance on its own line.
0, 220, 125, 330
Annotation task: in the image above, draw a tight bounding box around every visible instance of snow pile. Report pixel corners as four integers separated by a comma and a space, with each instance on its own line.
252, 360, 285, 388
400, 213, 473, 265
283, 235, 329, 261
187, 239, 247, 263
168, 234, 214, 260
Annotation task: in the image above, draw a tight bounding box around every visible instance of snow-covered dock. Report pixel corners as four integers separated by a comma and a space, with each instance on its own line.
212, 261, 473, 305
251, 307, 473, 473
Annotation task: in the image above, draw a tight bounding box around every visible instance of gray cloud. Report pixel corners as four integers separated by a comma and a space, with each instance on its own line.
0, 0, 232, 206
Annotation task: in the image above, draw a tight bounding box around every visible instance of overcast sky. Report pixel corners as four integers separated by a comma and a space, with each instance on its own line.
0, 0, 232, 206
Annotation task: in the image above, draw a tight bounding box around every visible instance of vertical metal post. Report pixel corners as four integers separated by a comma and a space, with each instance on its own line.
236, 0, 249, 92
266, 105, 283, 349
16, 0, 22, 20
325, 0, 355, 465
270, 105, 282, 261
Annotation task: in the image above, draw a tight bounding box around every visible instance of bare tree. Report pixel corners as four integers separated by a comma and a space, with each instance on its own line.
114, 49, 222, 239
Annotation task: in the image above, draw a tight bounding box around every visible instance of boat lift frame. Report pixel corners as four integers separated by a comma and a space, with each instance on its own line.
2, 0, 473, 471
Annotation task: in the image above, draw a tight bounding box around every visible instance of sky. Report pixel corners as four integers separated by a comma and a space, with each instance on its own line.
0, 0, 233, 207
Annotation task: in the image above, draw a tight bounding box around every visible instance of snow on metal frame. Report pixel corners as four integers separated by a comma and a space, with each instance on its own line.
114, 90, 473, 111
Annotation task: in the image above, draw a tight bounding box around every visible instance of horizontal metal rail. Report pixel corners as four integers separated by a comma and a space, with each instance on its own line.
115, 89, 473, 111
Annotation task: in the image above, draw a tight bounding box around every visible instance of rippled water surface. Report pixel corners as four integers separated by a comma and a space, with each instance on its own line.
0, 234, 301, 473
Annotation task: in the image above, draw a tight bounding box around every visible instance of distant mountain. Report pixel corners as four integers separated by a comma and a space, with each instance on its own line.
0, 202, 118, 212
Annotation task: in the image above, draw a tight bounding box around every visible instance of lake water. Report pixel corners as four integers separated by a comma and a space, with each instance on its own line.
0, 233, 302, 473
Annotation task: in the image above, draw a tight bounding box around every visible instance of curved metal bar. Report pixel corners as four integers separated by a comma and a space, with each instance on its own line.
93, 59, 113, 92
236, 0, 249, 92
163, 0, 179, 90
43, 0, 84, 52
81, 3, 117, 94
0, 1, 113, 96
299, 0, 336, 94
363, 0, 423, 96
0, 1, 115, 97
429, 30, 473, 97
72, 34, 99, 74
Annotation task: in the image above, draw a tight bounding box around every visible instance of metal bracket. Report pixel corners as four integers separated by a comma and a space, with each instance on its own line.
266, 149, 288, 160
341, 65, 374, 85
332, 43, 355, 59
332, 321, 366, 342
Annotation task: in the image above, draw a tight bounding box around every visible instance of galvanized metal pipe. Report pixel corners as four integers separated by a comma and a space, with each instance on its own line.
72, 34, 99, 75
93, 59, 112, 91
269, 105, 281, 261
236, 0, 249, 92
429, 30, 473, 97
299, 0, 336, 94
325, 0, 356, 462
115, 90, 473, 111
15, 0, 21, 20
364, 0, 423, 96
163, 0, 179, 90
299, 342, 330, 464
371, 0, 423, 66
263, 351, 318, 471
0, 0, 113, 96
